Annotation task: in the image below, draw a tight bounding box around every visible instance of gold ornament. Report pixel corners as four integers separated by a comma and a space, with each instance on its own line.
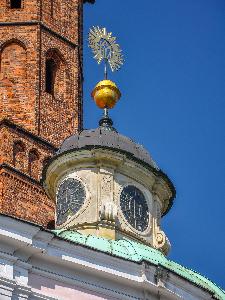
91, 80, 121, 109
89, 26, 123, 115
89, 26, 124, 72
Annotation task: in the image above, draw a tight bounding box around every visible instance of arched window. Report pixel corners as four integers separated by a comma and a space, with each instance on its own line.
13, 141, 26, 172
45, 50, 66, 99
0, 41, 27, 83
45, 58, 57, 95
10, 0, 22, 9
28, 149, 39, 179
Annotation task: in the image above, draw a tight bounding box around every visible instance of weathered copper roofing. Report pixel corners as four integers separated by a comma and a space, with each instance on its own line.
54, 229, 225, 300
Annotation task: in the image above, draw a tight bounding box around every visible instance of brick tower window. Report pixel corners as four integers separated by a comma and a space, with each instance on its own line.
45, 58, 57, 95
0, 41, 27, 83
10, 0, 22, 9
13, 141, 26, 172
28, 149, 39, 179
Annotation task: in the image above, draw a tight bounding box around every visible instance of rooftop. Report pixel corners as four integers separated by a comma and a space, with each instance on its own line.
54, 229, 225, 300
58, 127, 158, 169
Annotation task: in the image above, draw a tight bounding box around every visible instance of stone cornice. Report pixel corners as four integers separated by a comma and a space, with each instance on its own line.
0, 217, 181, 300
42, 146, 175, 215
0, 214, 223, 300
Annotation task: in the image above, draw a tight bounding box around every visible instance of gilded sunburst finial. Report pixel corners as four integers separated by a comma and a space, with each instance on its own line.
89, 26, 123, 126
88, 26, 124, 73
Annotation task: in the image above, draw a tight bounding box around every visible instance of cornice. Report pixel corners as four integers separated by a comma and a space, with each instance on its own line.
0, 119, 57, 152
0, 214, 224, 300
0, 21, 78, 49
42, 145, 176, 215
0, 163, 43, 188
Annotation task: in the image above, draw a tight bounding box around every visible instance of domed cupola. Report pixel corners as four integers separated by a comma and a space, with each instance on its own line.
42, 27, 175, 255
42, 112, 175, 255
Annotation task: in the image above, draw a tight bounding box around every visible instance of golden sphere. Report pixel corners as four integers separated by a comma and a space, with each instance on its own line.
91, 80, 121, 109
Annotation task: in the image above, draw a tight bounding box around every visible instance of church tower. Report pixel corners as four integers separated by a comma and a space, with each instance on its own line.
0, 0, 94, 227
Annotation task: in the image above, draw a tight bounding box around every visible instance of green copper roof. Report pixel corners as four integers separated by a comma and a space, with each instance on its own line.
53, 230, 225, 300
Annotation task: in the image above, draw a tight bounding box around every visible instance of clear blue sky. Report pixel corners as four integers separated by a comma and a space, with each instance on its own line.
83, 0, 225, 289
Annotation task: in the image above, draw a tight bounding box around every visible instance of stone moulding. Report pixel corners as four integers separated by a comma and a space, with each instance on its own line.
0, 213, 224, 300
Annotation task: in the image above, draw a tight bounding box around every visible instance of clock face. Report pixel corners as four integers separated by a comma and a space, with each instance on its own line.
120, 185, 149, 232
56, 178, 86, 226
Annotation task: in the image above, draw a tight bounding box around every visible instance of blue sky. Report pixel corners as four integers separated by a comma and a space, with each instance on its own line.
83, 0, 225, 289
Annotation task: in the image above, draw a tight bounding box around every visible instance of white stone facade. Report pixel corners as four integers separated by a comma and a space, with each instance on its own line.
0, 214, 217, 300
44, 148, 171, 254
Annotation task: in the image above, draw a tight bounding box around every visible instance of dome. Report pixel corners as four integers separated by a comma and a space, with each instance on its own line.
42, 123, 176, 216
58, 127, 159, 170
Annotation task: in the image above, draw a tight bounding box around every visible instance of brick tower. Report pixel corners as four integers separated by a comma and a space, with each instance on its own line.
0, 0, 94, 227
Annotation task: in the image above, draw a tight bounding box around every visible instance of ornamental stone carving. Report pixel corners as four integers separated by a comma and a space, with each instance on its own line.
152, 196, 170, 255
99, 201, 117, 222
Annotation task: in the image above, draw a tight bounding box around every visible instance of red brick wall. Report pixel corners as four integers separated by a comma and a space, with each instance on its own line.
0, 26, 38, 132
0, 0, 89, 227
0, 0, 39, 23
0, 168, 55, 227
0, 0, 83, 146
0, 121, 55, 227
0, 122, 55, 181
39, 31, 81, 145
41, 0, 80, 43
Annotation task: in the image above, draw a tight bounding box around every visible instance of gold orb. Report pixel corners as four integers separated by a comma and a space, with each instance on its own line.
91, 80, 121, 109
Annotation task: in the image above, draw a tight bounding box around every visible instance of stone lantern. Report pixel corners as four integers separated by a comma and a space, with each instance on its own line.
42, 116, 175, 255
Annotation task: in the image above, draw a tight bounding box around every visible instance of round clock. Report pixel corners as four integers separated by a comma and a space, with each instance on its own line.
56, 178, 86, 226
120, 185, 149, 232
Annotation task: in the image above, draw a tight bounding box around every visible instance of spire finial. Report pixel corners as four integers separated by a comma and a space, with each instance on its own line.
88, 26, 123, 124
88, 26, 124, 76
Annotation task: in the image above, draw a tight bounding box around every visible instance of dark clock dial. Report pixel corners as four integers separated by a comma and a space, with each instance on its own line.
120, 185, 149, 232
56, 178, 86, 225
